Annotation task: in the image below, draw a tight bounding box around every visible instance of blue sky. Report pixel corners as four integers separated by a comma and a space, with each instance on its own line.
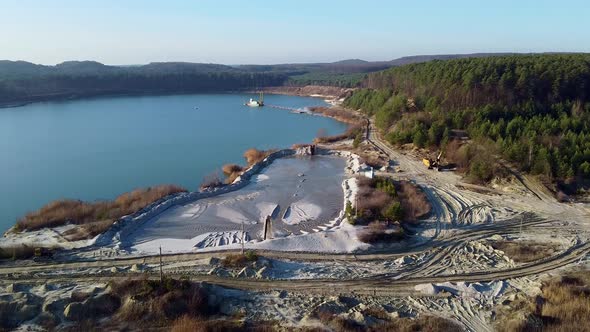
1, 0, 589, 65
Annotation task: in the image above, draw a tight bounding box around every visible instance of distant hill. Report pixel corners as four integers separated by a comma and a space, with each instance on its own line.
0, 53, 586, 105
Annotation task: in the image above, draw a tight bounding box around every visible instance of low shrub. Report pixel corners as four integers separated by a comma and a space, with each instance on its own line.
394, 181, 431, 222
358, 222, 404, 244
200, 172, 223, 190
222, 164, 244, 184
222, 251, 258, 268
222, 164, 243, 176
110, 277, 212, 323
243, 148, 274, 166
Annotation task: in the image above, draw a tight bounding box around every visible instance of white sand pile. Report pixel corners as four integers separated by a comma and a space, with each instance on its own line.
415, 281, 507, 299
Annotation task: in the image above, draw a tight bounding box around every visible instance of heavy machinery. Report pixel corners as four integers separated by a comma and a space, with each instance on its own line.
422, 151, 443, 171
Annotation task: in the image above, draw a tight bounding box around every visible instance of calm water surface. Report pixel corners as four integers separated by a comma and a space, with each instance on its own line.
0, 93, 346, 231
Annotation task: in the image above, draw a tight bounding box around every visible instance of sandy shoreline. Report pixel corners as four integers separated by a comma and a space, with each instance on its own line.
0, 148, 368, 257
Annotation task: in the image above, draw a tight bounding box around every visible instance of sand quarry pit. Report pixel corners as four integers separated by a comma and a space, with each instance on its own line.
125, 155, 350, 253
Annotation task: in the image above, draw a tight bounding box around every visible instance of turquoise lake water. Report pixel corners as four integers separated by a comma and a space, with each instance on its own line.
0, 93, 346, 232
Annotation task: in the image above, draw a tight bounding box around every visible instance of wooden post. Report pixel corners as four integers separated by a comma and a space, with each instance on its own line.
159, 246, 163, 283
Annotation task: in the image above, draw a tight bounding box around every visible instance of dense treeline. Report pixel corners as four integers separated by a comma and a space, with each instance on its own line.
287, 72, 366, 87
0, 59, 390, 104
345, 54, 590, 189
0, 61, 288, 104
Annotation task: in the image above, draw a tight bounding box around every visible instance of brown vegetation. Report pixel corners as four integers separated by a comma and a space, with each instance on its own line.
110, 278, 212, 324
200, 172, 223, 191
489, 240, 559, 263
222, 164, 244, 176
315, 310, 363, 332
0, 244, 38, 260
315, 306, 461, 332
354, 177, 399, 225
221, 251, 258, 268
243, 148, 274, 166
358, 222, 404, 244
445, 139, 509, 184
394, 181, 431, 222
222, 164, 244, 184
170, 316, 244, 332
369, 315, 463, 332
308, 106, 364, 124
496, 271, 590, 332
15, 185, 187, 236
314, 124, 362, 144
358, 153, 388, 168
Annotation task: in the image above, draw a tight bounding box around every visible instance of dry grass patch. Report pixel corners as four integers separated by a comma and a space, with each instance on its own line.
314, 124, 362, 144
368, 315, 463, 332
489, 240, 559, 263
315, 310, 363, 332
15, 185, 187, 237
170, 316, 280, 332
308, 106, 364, 124
496, 271, 590, 332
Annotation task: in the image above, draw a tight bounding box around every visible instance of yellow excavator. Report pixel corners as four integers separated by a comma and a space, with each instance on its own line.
422, 150, 443, 171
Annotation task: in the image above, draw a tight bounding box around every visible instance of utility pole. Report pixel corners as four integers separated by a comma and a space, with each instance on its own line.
241, 220, 245, 255
159, 246, 163, 283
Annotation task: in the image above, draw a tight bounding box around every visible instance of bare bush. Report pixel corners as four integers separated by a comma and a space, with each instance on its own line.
395, 181, 431, 222
222, 164, 243, 176
358, 222, 404, 243
357, 190, 392, 214
222, 251, 258, 268
243, 148, 274, 166
200, 172, 222, 190
222, 164, 244, 184
16, 185, 187, 234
